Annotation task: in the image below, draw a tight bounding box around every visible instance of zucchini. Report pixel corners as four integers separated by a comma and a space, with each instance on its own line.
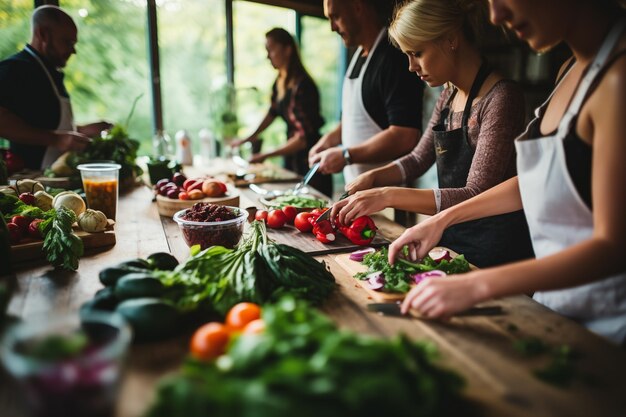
80, 287, 118, 314
99, 265, 146, 287
146, 252, 179, 271
115, 273, 165, 300
116, 298, 179, 342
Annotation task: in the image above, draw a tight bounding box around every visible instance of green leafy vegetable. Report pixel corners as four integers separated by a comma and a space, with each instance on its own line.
268, 195, 326, 209
147, 298, 465, 417
156, 221, 335, 315
41, 206, 84, 271
24, 332, 88, 362
355, 247, 471, 293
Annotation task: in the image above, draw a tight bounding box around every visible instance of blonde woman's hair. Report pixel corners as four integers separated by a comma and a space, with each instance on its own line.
389, 0, 489, 49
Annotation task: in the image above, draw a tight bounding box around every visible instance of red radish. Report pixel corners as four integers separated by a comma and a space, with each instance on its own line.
28, 218, 44, 238
7, 222, 22, 244
428, 248, 452, 263
349, 247, 376, 262
18, 192, 36, 205
11, 215, 30, 232
411, 270, 447, 284
364, 271, 384, 291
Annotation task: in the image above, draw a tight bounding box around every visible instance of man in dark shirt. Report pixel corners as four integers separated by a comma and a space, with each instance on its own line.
0, 5, 110, 170
309, 0, 424, 183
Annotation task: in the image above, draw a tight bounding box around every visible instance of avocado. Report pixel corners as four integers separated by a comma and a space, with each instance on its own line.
99, 265, 147, 287
116, 298, 179, 342
115, 273, 165, 300
146, 252, 179, 271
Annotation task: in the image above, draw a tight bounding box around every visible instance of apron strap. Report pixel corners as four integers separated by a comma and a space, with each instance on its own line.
557, 17, 626, 138
461, 61, 491, 130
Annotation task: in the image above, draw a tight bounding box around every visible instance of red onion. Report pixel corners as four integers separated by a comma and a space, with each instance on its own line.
412, 270, 447, 284
364, 271, 385, 291
349, 247, 376, 262
428, 248, 452, 263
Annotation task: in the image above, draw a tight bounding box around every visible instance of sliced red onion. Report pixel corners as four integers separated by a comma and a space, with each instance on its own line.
326, 233, 336, 242
429, 248, 452, 263
349, 247, 376, 262
364, 271, 385, 291
412, 270, 447, 284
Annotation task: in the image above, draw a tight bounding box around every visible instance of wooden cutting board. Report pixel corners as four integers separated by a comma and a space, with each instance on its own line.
266, 225, 388, 256
11, 227, 116, 264
155, 186, 240, 217
334, 247, 472, 302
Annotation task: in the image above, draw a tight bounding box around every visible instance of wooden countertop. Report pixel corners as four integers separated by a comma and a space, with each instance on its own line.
2, 168, 626, 417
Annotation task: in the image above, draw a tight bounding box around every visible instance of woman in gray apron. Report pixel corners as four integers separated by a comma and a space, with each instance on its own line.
332, 0, 533, 268
394, 0, 626, 344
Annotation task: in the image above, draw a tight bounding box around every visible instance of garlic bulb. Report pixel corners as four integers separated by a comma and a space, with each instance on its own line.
34, 190, 54, 211
52, 191, 86, 217
15, 179, 44, 194
78, 209, 108, 232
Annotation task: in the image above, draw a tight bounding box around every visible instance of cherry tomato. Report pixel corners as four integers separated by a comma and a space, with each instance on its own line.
281, 206, 297, 224
242, 319, 266, 335
255, 210, 268, 222
294, 212, 315, 232
266, 209, 287, 228
182, 178, 196, 191
311, 208, 327, 217
225, 302, 262, 331
190, 322, 230, 361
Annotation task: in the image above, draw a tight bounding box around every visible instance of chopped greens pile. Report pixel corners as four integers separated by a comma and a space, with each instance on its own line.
355, 247, 471, 293
147, 298, 465, 417
267, 194, 326, 209
156, 221, 335, 315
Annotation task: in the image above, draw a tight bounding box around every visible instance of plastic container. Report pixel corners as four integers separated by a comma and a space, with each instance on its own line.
77, 163, 121, 220
0, 310, 132, 417
173, 206, 247, 249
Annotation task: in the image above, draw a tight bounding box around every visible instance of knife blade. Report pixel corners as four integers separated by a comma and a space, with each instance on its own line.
367, 303, 503, 318
316, 190, 350, 223
293, 162, 320, 195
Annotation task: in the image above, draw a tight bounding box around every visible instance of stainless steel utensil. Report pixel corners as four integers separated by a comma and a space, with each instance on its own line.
315, 191, 349, 223
249, 183, 283, 199
367, 302, 504, 318
292, 162, 320, 195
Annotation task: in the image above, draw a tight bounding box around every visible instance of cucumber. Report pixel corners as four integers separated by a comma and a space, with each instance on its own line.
115, 273, 165, 300
116, 298, 179, 342
146, 252, 179, 271
80, 287, 118, 314
117, 258, 152, 270
99, 265, 146, 287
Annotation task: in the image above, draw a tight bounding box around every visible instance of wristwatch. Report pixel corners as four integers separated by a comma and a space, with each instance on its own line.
341, 145, 352, 165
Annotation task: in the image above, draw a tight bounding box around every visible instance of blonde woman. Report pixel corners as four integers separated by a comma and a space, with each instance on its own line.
393, 0, 626, 344
332, 0, 533, 268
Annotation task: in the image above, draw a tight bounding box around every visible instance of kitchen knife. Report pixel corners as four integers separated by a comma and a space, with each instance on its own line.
367, 302, 504, 318
316, 190, 350, 223
292, 162, 320, 195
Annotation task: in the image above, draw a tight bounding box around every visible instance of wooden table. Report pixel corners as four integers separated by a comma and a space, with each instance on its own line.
2, 175, 626, 417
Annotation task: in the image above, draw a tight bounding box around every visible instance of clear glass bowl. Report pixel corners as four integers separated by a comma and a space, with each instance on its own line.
1, 310, 131, 417
173, 205, 247, 249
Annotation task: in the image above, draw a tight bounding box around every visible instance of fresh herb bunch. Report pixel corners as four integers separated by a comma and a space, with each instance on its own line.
355, 247, 471, 293
147, 297, 465, 417
41, 206, 84, 271
156, 221, 336, 315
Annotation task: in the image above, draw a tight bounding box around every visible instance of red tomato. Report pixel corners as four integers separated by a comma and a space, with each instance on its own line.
7, 223, 22, 244
294, 212, 314, 232
225, 302, 262, 331
216, 181, 227, 194
190, 322, 230, 361
255, 210, 268, 222
266, 209, 287, 228
281, 206, 297, 223
242, 319, 266, 335
311, 208, 327, 217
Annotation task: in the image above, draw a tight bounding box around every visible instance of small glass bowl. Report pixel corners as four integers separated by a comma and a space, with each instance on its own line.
173, 206, 247, 249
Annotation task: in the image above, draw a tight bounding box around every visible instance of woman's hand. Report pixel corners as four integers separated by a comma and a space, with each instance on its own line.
388, 215, 447, 264
332, 188, 388, 225
400, 271, 488, 319
230, 136, 252, 148
346, 171, 376, 194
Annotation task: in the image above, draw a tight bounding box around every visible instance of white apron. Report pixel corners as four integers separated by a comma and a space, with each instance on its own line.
341, 29, 386, 183
25, 45, 75, 169
515, 18, 626, 344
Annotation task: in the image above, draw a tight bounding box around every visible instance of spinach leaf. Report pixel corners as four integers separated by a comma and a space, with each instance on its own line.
41, 206, 84, 270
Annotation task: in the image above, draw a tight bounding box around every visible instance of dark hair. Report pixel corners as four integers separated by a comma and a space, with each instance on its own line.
265, 28, 311, 88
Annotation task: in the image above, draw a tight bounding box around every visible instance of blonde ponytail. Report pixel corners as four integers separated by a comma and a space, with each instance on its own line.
390, 0, 489, 49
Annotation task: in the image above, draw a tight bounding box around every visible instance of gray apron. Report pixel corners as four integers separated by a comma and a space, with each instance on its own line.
433, 62, 534, 268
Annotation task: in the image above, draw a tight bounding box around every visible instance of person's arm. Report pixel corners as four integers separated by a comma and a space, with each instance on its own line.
232, 109, 276, 148
250, 133, 306, 163
399, 57, 626, 319
311, 125, 420, 174
77, 121, 113, 138
0, 106, 90, 152
308, 123, 341, 166
437, 81, 525, 210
